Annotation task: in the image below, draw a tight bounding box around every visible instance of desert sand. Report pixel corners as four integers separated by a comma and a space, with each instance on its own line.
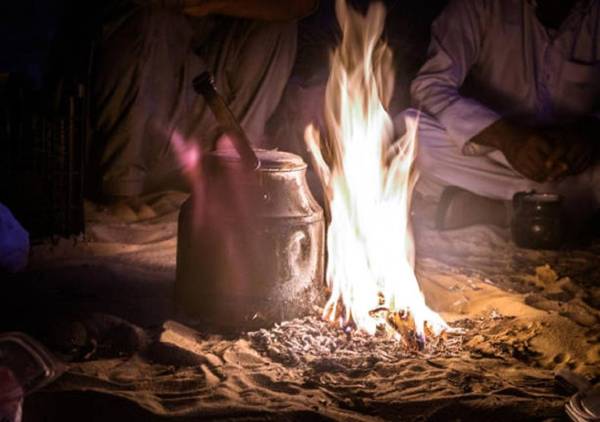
18, 191, 599, 421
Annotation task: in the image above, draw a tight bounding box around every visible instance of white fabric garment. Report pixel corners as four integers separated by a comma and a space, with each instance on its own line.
396, 109, 600, 211
411, 0, 600, 156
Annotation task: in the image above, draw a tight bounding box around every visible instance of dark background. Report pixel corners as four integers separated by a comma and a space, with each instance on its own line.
0, 0, 447, 93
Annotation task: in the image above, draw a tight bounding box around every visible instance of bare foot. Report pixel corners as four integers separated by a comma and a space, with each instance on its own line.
107, 200, 138, 223
436, 187, 511, 230
136, 203, 157, 221
102, 196, 156, 222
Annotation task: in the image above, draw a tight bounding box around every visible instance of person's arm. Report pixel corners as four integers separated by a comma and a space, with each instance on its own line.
411, 0, 500, 155
182, 0, 319, 20
471, 116, 600, 182
411, 0, 566, 182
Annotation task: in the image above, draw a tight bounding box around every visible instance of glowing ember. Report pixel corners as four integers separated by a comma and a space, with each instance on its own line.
305, 0, 447, 338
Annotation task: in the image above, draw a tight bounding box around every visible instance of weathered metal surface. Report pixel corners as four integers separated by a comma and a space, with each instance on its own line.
511, 192, 563, 250
176, 149, 325, 331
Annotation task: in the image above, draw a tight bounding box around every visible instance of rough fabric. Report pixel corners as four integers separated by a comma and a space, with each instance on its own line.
410, 0, 600, 154
92, 4, 297, 196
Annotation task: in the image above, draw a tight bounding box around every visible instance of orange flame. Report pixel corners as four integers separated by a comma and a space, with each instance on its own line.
305, 0, 447, 337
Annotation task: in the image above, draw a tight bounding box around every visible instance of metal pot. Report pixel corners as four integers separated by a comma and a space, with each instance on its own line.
511, 191, 563, 250
175, 149, 325, 331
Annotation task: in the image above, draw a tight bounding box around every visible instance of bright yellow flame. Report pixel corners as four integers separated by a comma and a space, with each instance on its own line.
305, 0, 447, 337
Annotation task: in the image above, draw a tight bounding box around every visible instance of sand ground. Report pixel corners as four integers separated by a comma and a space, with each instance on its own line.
7, 191, 599, 421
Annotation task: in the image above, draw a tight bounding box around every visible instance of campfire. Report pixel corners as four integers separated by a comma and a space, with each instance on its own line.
305, 0, 447, 340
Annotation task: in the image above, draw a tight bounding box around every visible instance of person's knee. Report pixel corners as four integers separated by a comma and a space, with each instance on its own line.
394, 108, 443, 143
228, 20, 298, 99
415, 142, 439, 178
393, 108, 420, 137
247, 21, 298, 79
394, 109, 445, 175
249, 20, 298, 44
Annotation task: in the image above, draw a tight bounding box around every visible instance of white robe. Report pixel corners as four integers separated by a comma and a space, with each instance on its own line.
400, 0, 600, 210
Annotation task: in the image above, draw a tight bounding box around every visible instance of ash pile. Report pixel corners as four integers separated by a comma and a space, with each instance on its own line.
247, 316, 463, 373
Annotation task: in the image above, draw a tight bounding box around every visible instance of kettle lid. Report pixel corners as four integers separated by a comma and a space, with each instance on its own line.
207, 148, 306, 172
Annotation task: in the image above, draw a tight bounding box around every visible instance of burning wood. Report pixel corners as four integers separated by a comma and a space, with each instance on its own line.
324, 298, 445, 350
248, 316, 462, 371
305, 0, 447, 340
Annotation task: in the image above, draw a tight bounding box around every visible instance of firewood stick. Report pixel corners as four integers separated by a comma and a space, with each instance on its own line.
160, 320, 205, 356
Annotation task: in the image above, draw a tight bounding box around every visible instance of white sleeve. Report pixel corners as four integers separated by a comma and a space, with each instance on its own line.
410, 0, 500, 155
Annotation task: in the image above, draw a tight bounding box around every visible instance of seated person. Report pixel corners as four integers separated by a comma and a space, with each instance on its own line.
400, 0, 600, 230
90, 0, 317, 217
